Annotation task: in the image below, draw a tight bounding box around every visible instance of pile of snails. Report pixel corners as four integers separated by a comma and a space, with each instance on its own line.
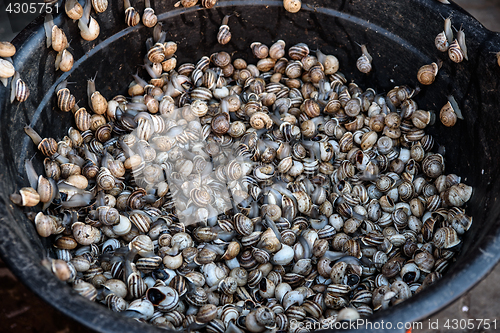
12, 31, 475, 331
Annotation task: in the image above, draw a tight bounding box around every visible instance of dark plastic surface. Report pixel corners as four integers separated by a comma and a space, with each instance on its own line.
0, 0, 500, 332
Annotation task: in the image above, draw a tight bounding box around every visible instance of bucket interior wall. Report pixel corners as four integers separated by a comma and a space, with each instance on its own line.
1, 0, 500, 332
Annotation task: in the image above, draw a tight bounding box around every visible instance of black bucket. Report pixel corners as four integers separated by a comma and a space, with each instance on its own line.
1, 0, 500, 332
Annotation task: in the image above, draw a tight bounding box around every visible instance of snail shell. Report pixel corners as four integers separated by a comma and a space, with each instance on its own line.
448, 39, 464, 63
269, 40, 286, 59
51, 25, 68, 52
0, 59, 15, 79
217, 25, 231, 45
435, 31, 449, 52
439, 101, 457, 127
201, 0, 217, 8
289, 43, 309, 60
250, 112, 273, 130
0, 41, 16, 58
65, 0, 83, 20
13, 76, 29, 102
283, 0, 302, 13
125, 7, 141, 27
251, 42, 269, 59
80, 17, 100, 41
55, 49, 74, 72
92, 0, 108, 13
142, 8, 157, 27
417, 62, 438, 85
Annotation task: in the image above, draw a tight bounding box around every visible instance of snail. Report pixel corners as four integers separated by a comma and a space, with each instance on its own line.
65, 0, 84, 20
440, 101, 457, 127
0, 41, 16, 58
142, 0, 157, 28
10, 71, 29, 103
448, 39, 464, 63
55, 49, 74, 72
356, 44, 372, 74
78, 0, 100, 41
456, 26, 468, 61
417, 62, 439, 85
316, 49, 339, 75
124, 0, 141, 27
92, 0, 108, 13
283, 0, 301, 13
217, 15, 232, 45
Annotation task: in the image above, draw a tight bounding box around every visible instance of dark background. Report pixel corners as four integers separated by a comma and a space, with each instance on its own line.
0, 0, 499, 332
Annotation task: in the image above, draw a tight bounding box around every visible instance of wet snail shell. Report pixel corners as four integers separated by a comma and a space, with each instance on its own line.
65, 0, 83, 20
51, 25, 68, 52
417, 62, 439, 85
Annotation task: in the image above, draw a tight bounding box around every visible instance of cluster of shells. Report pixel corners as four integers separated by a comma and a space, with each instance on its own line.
12, 28, 475, 331
6, 1, 479, 332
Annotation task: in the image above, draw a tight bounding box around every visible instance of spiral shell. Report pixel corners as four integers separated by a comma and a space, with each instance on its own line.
417, 62, 438, 85
448, 39, 464, 63
92, 0, 108, 13
57, 88, 76, 112
435, 31, 449, 52
142, 8, 157, 27
125, 6, 141, 27
440, 101, 457, 127
217, 25, 231, 45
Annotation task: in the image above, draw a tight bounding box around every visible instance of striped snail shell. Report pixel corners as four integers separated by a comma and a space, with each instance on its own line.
97, 167, 115, 191
435, 31, 449, 52
125, 6, 141, 27
12, 75, 30, 103
147, 43, 166, 64
289, 43, 309, 60
91, 0, 108, 13
217, 25, 231, 45
57, 88, 76, 112
448, 39, 464, 63
74, 107, 91, 131
201, 0, 217, 8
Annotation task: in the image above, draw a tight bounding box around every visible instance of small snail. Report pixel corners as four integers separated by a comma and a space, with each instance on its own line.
283, 0, 301, 13
201, 0, 217, 9
142, 0, 157, 28
124, 0, 141, 27
65, 0, 83, 20
448, 39, 464, 63
217, 15, 231, 45
440, 101, 457, 127
77, 0, 100, 41
175, 0, 198, 7
55, 49, 74, 72
417, 62, 439, 85
356, 44, 372, 74
10, 71, 30, 103
316, 49, 339, 75
0, 41, 16, 58
92, 0, 108, 13
251, 42, 269, 59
